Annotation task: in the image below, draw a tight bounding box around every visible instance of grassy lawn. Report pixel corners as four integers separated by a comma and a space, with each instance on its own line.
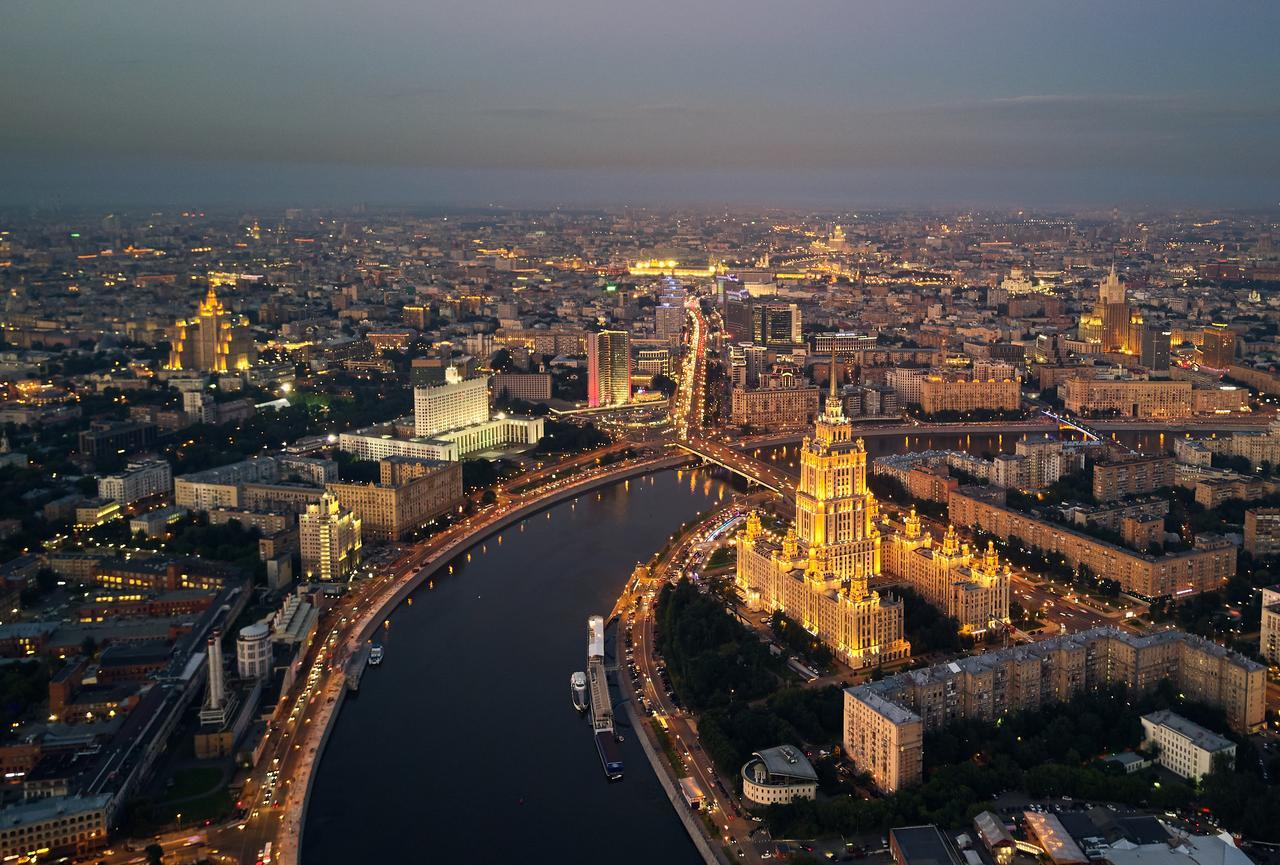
161, 766, 223, 801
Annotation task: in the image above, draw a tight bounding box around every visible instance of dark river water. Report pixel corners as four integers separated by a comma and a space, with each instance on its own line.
302, 429, 1173, 863
302, 468, 735, 865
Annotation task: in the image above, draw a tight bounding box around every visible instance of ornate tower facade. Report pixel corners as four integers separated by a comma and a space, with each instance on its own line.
735, 363, 911, 670
794, 378, 881, 597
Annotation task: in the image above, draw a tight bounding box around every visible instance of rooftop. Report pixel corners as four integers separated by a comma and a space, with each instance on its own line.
1142, 710, 1235, 753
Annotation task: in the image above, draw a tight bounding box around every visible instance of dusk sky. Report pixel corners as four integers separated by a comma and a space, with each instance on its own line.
3, 0, 1279, 208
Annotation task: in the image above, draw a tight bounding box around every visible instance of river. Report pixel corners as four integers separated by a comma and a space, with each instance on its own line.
302, 468, 735, 865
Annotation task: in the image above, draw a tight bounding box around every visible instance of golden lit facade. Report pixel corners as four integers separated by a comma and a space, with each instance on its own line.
1077, 265, 1143, 353
736, 382, 910, 670
881, 509, 1011, 635
167, 287, 256, 372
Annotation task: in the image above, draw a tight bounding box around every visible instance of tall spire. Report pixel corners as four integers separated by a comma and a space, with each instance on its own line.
829, 352, 838, 400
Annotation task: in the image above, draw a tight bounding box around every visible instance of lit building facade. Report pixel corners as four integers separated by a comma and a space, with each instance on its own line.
736, 376, 911, 670
948, 488, 1235, 598
1062, 378, 1192, 419
845, 627, 1264, 793
299, 492, 362, 581
1077, 265, 1142, 355
919, 375, 1020, 415
881, 510, 1010, 635
167, 288, 255, 372
587, 330, 631, 407
414, 366, 490, 437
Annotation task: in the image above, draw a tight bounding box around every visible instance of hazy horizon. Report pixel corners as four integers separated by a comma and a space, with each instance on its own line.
3, 0, 1279, 209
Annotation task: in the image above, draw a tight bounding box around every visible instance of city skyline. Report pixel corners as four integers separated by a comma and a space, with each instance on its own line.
3, 0, 1279, 207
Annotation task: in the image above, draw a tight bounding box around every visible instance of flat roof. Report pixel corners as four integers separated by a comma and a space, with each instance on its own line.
1142, 711, 1235, 753
891, 825, 963, 865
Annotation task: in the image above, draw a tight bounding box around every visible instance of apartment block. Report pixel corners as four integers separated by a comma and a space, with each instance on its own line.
844, 627, 1264, 792
948, 488, 1234, 598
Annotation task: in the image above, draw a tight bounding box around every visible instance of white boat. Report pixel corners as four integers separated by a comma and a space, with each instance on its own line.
571, 671, 588, 712
369, 644, 384, 666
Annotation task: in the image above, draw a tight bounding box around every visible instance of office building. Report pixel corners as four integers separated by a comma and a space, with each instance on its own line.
299, 493, 362, 581
98, 459, 172, 506
752, 303, 802, 348
1198, 324, 1237, 369
167, 287, 256, 372
587, 330, 631, 407
415, 366, 490, 437
1140, 324, 1172, 372
1140, 710, 1235, 780
1077, 265, 1142, 355
736, 372, 911, 671
636, 348, 672, 379
491, 372, 552, 403
845, 627, 1264, 792
889, 826, 964, 865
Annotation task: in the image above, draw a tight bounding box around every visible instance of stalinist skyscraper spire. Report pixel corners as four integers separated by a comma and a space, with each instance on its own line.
735, 350, 910, 671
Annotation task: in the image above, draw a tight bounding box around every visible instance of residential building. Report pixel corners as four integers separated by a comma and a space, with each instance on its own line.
1140, 710, 1235, 780
299, 493, 362, 581
1245, 508, 1280, 557
1260, 585, 1280, 665
844, 627, 1264, 792
326, 458, 462, 541
167, 287, 255, 372
920, 375, 1020, 415
1093, 452, 1175, 501
729, 384, 821, 429
948, 488, 1234, 598
0, 793, 111, 860
1062, 378, 1192, 419
98, 459, 172, 505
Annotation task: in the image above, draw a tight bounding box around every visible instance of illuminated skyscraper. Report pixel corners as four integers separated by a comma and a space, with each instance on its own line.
736, 364, 910, 670
752, 303, 802, 348
300, 492, 362, 581
167, 287, 256, 372
587, 330, 631, 408
1078, 264, 1142, 354
1198, 324, 1237, 369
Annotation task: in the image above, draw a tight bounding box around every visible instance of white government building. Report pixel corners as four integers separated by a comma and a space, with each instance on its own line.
341, 366, 543, 462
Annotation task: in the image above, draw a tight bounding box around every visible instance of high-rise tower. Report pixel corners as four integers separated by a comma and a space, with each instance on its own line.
736, 357, 910, 670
